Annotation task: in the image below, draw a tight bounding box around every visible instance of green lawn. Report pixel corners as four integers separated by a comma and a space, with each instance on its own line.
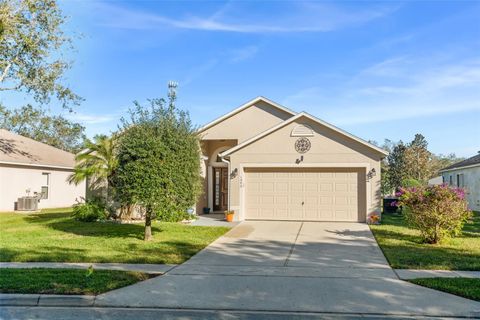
0, 208, 230, 264
409, 278, 480, 302
0, 268, 152, 295
370, 211, 480, 270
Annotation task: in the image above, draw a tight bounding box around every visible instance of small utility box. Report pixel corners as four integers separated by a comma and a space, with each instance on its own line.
383, 197, 398, 214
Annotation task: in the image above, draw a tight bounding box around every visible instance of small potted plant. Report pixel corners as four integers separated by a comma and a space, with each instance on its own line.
224, 210, 234, 222
202, 207, 211, 214
368, 214, 381, 225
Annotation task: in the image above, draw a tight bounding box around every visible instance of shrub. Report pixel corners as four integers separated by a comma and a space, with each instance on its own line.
72, 197, 108, 222
397, 184, 472, 244
156, 210, 193, 222
401, 178, 422, 188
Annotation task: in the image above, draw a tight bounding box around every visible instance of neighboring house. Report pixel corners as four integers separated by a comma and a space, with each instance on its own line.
0, 129, 86, 211
440, 153, 480, 211
196, 97, 388, 222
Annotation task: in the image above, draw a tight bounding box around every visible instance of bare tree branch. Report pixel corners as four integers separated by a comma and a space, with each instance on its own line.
0, 84, 21, 91
0, 62, 12, 82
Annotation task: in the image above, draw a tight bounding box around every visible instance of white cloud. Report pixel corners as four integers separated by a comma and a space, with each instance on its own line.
355, 56, 412, 78
178, 46, 259, 86
67, 112, 115, 125
284, 57, 480, 126
93, 2, 398, 34
352, 58, 480, 97
333, 102, 480, 126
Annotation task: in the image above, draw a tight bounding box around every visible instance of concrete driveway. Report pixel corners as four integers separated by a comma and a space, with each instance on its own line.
96, 221, 480, 318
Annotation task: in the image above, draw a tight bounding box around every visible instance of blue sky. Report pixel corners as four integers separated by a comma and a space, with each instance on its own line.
4, 1, 480, 157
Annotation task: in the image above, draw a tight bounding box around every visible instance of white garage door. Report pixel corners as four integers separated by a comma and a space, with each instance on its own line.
245, 168, 362, 222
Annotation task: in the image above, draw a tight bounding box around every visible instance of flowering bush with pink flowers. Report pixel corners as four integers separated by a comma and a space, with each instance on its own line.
397, 184, 471, 244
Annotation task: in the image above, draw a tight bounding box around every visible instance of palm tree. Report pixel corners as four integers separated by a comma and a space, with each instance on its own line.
69, 134, 118, 203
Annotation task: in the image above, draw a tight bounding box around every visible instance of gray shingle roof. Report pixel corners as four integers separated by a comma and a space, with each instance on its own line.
0, 129, 76, 168
441, 153, 480, 171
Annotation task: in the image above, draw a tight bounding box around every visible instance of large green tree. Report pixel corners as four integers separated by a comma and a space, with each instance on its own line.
382, 135, 464, 194
431, 153, 464, 176
114, 95, 201, 240
386, 141, 408, 192
0, 104, 85, 152
0, 0, 81, 109
370, 139, 395, 196
403, 134, 433, 184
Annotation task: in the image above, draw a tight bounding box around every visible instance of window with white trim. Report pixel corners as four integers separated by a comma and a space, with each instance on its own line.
41, 172, 50, 199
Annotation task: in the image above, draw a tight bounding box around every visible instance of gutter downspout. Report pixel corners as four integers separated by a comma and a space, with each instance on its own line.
220, 156, 231, 212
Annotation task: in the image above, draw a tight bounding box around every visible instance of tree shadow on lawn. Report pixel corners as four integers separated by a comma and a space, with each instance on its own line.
21, 212, 215, 241
380, 213, 407, 227
380, 242, 480, 270
0, 247, 92, 263
374, 213, 480, 270
124, 241, 207, 264
22, 212, 152, 240
3, 211, 228, 264
374, 227, 478, 245
376, 227, 480, 270
374, 228, 421, 244
1, 240, 208, 264
464, 212, 480, 235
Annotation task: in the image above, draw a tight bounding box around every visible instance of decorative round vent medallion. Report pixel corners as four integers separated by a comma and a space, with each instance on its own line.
295, 137, 311, 154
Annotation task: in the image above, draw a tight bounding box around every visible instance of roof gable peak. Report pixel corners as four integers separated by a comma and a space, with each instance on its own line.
197, 96, 296, 133
220, 111, 388, 157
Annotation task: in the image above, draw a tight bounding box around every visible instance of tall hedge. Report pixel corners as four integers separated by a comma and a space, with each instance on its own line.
114, 98, 201, 240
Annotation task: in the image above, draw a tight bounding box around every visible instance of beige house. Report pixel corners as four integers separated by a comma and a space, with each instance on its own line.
0, 129, 86, 211
440, 153, 480, 212
197, 97, 388, 222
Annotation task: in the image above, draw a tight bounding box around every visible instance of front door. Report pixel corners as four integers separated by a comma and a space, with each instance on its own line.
213, 167, 228, 212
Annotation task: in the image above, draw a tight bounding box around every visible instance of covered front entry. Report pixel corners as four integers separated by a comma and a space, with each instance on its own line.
244, 167, 365, 222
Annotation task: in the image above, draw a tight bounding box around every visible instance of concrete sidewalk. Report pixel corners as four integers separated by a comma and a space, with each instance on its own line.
0, 262, 176, 274
395, 269, 480, 279
189, 213, 240, 227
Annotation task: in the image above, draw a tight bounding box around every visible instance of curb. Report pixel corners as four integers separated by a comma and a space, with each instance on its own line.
2, 294, 480, 318
0, 293, 95, 307
0, 263, 178, 274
